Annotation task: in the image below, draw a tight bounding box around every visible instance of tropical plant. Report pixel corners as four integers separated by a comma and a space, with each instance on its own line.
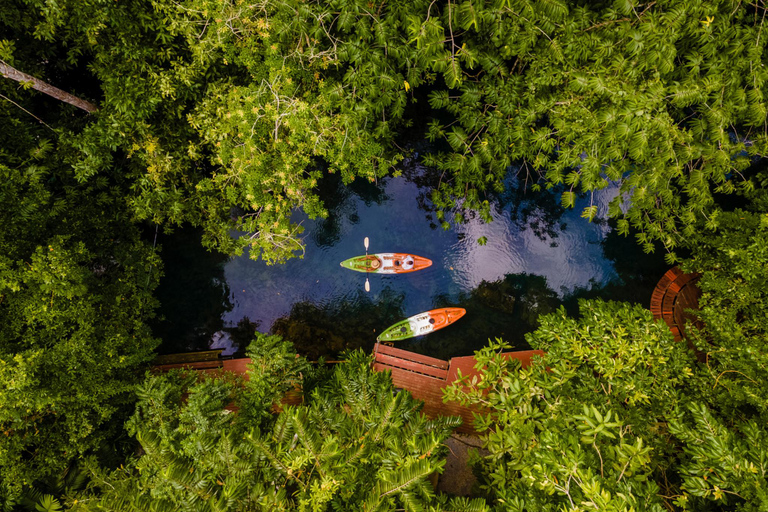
73, 344, 487, 511
6, 0, 767, 263
669, 209, 768, 509
448, 285, 768, 511
0, 60, 161, 509
446, 300, 696, 511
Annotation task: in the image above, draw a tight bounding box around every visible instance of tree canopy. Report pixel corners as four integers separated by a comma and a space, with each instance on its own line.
70, 338, 486, 512
3, 0, 766, 261
0, 138, 161, 507
1, 0, 768, 509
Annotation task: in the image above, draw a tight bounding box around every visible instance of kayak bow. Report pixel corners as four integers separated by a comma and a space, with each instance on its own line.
377, 308, 466, 342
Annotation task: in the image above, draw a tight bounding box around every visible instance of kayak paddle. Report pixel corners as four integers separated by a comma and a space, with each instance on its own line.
364, 237, 370, 292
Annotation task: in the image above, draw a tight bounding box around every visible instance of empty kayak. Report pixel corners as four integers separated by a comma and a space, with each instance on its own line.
340, 253, 432, 274
377, 308, 466, 342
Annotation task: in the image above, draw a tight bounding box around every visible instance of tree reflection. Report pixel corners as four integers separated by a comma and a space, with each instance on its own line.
403, 273, 561, 360
562, 222, 673, 312
266, 274, 562, 362
271, 287, 406, 360
399, 155, 569, 243
495, 174, 569, 244
151, 228, 233, 354
312, 171, 390, 247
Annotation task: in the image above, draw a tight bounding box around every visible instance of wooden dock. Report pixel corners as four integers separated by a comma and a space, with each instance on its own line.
154, 346, 544, 433
649, 267, 702, 342
373, 344, 544, 434
153, 350, 251, 375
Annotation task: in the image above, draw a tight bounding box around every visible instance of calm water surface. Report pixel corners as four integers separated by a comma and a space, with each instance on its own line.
153, 164, 668, 360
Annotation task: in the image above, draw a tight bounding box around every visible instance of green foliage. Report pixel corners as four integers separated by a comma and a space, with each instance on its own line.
5, 0, 767, 261
681, 210, 768, 416
0, 78, 160, 507
239, 333, 311, 428
418, 1, 768, 251
74, 343, 485, 511
668, 403, 768, 509
668, 210, 768, 510
34, 495, 62, 512
446, 301, 695, 511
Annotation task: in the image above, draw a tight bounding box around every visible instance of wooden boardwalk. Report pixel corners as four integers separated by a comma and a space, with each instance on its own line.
154, 346, 544, 433
649, 267, 702, 343
153, 351, 251, 376
373, 344, 544, 434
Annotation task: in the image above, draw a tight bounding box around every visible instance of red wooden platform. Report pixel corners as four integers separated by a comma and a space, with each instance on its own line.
154, 346, 544, 433
153, 354, 250, 376
650, 267, 702, 342
373, 344, 544, 434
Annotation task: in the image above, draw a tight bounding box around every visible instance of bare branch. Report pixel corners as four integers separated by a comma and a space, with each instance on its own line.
0, 61, 98, 113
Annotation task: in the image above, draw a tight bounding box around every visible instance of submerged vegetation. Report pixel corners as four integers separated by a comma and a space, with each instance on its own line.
1, 0, 767, 510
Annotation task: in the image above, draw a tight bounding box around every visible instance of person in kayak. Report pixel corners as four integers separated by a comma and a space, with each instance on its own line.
402, 257, 414, 270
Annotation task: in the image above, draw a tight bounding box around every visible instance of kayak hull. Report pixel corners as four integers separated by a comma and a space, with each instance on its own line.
340, 253, 432, 274
377, 308, 466, 342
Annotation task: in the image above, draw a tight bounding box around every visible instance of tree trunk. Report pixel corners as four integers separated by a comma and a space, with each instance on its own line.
0, 61, 98, 113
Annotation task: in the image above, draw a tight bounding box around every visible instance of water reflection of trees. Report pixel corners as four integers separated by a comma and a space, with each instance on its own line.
152, 214, 666, 360
399, 155, 569, 243
562, 223, 672, 312
271, 288, 406, 360
267, 274, 562, 361
151, 228, 234, 354
403, 273, 561, 360
269, 237, 668, 362
495, 175, 569, 244
311, 171, 390, 247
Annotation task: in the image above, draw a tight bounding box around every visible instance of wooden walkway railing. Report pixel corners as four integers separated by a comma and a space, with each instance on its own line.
154, 346, 544, 433
373, 344, 544, 434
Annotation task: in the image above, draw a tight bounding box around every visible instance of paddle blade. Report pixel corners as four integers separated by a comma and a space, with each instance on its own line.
364, 237, 369, 250
365, 279, 370, 292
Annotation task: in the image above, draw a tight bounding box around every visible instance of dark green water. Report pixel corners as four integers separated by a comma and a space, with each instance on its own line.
152, 163, 669, 361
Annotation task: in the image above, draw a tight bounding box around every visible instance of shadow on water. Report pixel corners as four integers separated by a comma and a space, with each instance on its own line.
266, 273, 561, 362
312, 171, 390, 247
494, 174, 569, 245
402, 273, 561, 360
150, 229, 236, 355
271, 287, 406, 360
561, 224, 675, 315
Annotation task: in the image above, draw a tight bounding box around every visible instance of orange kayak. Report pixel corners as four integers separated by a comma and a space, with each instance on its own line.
340, 253, 432, 274
377, 308, 466, 342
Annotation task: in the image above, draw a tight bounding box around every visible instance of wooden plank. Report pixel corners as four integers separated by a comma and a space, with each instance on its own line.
374, 363, 447, 383
153, 360, 223, 372
221, 358, 251, 376
667, 268, 683, 279
154, 350, 223, 365
662, 293, 676, 318
374, 353, 449, 379
386, 367, 443, 392
374, 344, 449, 369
